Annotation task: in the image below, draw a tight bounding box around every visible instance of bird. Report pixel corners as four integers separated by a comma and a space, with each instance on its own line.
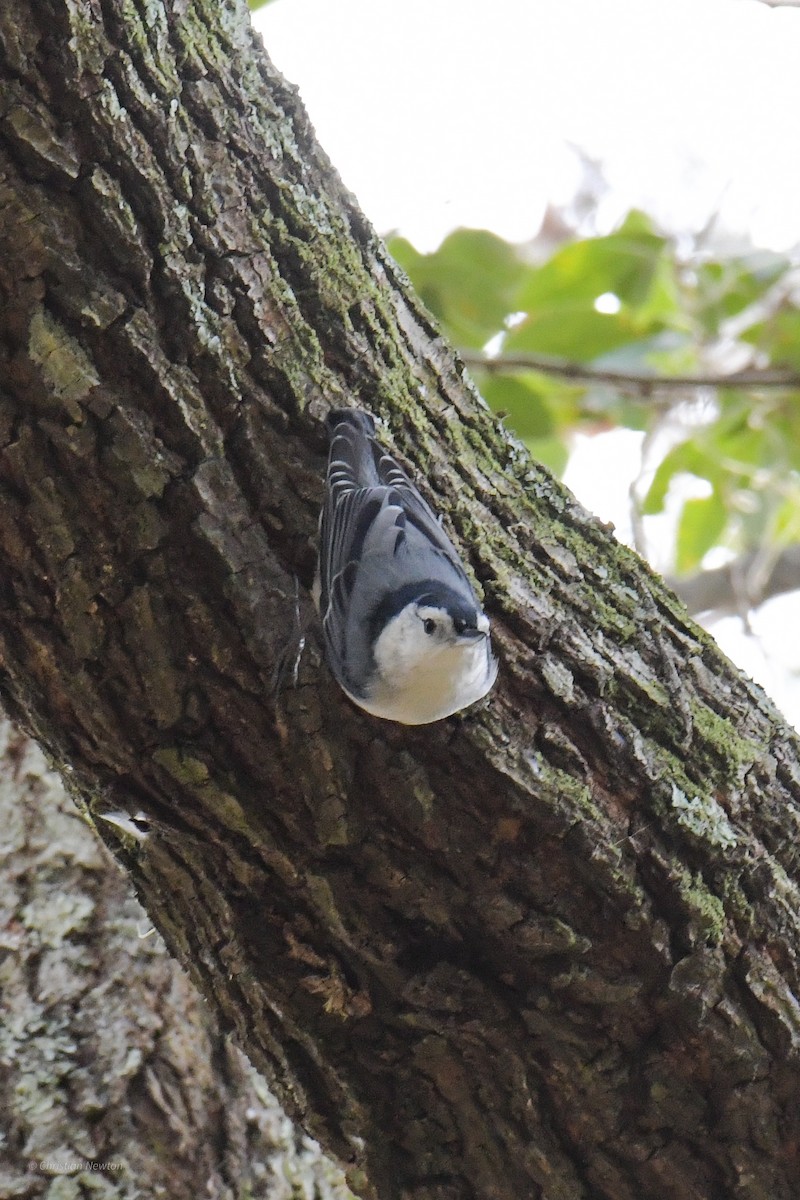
314, 408, 497, 724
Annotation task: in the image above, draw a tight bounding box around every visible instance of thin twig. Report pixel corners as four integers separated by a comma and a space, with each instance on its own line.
460, 351, 800, 394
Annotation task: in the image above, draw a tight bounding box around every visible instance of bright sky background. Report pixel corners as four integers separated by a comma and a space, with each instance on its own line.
255, 0, 800, 728
258, 0, 800, 252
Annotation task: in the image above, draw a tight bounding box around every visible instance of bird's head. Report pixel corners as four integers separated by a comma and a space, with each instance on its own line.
369, 580, 490, 679
413, 594, 490, 647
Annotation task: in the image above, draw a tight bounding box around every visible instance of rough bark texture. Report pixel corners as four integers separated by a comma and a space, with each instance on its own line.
2, 2, 800, 1199
0, 720, 352, 1198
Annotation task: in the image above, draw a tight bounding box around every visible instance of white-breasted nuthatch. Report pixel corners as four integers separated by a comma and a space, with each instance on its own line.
314, 408, 497, 724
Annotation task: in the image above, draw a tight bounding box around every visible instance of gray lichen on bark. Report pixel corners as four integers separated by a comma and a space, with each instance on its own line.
0, 721, 353, 1198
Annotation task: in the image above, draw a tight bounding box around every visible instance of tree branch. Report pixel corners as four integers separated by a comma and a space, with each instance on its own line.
461, 350, 800, 394
670, 544, 800, 615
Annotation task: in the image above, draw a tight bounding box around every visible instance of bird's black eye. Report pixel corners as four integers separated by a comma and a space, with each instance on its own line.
453, 617, 466, 635
423, 618, 436, 635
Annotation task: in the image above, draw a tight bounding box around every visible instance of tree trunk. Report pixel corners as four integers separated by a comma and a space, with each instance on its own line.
0, 720, 351, 1198
1, 3, 800, 1198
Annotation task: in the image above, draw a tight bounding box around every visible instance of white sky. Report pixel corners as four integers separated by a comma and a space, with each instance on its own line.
255, 0, 800, 730
258, 0, 800, 252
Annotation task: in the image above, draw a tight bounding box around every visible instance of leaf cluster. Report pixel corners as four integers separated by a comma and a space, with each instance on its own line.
389, 216, 800, 579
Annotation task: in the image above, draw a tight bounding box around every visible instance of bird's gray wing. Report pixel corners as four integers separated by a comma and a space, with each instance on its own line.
372, 446, 471, 580
319, 486, 409, 693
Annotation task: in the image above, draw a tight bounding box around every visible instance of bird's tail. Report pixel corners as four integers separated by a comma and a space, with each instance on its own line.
325, 408, 380, 489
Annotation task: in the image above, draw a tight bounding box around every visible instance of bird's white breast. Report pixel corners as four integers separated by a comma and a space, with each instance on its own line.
349, 608, 495, 724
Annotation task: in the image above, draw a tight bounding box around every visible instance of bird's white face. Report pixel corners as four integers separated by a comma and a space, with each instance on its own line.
414, 603, 490, 646
361, 601, 496, 724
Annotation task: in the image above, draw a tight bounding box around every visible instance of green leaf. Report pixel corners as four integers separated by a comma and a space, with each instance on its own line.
388, 229, 525, 349
676, 493, 728, 575
642, 442, 719, 516
774, 397, 800, 472
710, 392, 780, 481
578, 390, 651, 433
770, 485, 800, 547
504, 213, 683, 364
526, 436, 569, 476
741, 308, 800, 371
476, 371, 582, 472
515, 217, 669, 313
481, 371, 585, 435
693, 252, 787, 335
478, 374, 556, 440
503, 304, 647, 362
476, 373, 574, 472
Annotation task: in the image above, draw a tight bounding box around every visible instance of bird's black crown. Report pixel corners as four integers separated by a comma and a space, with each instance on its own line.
369, 579, 480, 641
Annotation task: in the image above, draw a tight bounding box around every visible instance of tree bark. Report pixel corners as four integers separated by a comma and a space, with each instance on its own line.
0, 720, 351, 1198
1, 3, 800, 1199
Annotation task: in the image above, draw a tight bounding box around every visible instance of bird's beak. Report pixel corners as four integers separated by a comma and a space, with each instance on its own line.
459, 618, 489, 642
454, 612, 490, 642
